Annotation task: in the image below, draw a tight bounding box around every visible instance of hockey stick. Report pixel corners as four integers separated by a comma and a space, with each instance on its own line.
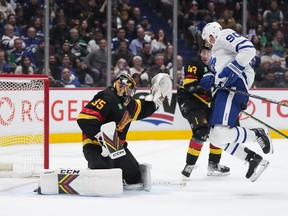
152, 179, 187, 186
215, 86, 288, 107
242, 110, 288, 139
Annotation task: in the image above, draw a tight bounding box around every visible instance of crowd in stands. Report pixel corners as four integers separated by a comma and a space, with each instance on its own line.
0, 0, 288, 88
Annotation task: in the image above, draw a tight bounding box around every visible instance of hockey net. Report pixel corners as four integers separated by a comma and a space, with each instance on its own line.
0, 74, 49, 177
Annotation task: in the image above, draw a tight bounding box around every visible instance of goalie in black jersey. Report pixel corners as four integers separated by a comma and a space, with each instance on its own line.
77, 72, 172, 190
177, 43, 231, 178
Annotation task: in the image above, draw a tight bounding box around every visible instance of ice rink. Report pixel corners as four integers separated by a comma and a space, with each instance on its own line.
0, 138, 288, 216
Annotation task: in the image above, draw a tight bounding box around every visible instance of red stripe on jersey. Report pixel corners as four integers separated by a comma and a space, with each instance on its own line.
185, 74, 198, 79
151, 113, 174, 121
81, 107, 105, 122
189, 139, 203, 150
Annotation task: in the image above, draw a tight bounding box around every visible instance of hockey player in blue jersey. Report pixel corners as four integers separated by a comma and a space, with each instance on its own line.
200, 22, 273, 182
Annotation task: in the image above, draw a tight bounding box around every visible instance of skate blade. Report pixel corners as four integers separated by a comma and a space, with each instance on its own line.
249, 160, 269, 182
123, 183, 144, 190
207, 171, 230, 176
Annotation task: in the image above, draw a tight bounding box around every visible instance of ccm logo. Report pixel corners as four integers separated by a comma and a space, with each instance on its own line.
111, 149, 126, 159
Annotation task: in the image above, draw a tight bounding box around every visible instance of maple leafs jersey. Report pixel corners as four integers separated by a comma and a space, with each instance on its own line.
210, 29, 256, 89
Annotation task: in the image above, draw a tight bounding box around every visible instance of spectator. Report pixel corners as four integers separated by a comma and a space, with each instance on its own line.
0, 0, 15, 18
49, 55, 60, 80
84, 37, 107, 81
6, 13, 23, 37
57, 54, 76, 78
75, 58, 99, 87
113, 58, 130, 77
111, 27, 129, 52
254, 57, 272, 87
55, 40, 77, 68
125, 18, 137, 41
86, 28, 102, 53
32, 38, 44, 72
14, 55, 34, 74
169, 55, 184, 86
23, 0, 42, 22
263, 0, 284, 28
138, 42, 154, 69
129, 27, 146, 55
271, 30, 286, 56
31, 16, 44, 39
0, 24, 21, 55
257, 71, 285, 88
9, 37, 35, 69
151, 28, 170, 54
147, 53, 169, 80
217, 9, 236, 30
271, 57, 286, 83
78, 19, 92, 43
112, 40, 133, 67
261, 42, 285, 68
129, 55, 149, 87
281, 71, 288, 88
59, 67, 81, 88
23, 26, 39, 53
137, 16, 153, 39
15, 5, 28, 29
68, 28, 89, 59
50, 17, 70, 53
0, 49, 10, 73
164, 44, 173, 70
130, 7, 142, 27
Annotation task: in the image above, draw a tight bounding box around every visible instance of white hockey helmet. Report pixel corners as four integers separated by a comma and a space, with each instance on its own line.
201, 22, 222, 45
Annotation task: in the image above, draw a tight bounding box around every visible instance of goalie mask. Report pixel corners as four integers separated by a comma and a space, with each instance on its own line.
114, 72, 136, 106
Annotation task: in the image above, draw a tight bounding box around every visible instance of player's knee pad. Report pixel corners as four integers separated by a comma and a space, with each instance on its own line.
193, 126, 210, 142
209, 125, 237, 148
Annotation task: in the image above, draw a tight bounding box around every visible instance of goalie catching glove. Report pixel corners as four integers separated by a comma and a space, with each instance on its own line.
145, 73, 172, 108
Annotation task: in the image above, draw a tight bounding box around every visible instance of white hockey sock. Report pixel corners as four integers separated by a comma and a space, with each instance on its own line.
224, 143, 247, 160
210, 125, 256, 147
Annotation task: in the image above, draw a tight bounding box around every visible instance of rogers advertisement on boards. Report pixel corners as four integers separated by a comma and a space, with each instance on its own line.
1, 89, 287, 134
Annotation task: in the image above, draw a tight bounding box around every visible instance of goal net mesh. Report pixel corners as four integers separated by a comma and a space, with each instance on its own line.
0, 75, 49, 175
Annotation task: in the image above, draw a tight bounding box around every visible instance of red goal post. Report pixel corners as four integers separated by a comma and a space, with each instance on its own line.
0, 74, 49, 176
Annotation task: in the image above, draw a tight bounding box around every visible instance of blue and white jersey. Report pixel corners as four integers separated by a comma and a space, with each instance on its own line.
209, 29, 256, 89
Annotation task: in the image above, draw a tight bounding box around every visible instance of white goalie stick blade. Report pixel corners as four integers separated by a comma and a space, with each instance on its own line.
249, 159, 269, 182
100, 122, 126, 159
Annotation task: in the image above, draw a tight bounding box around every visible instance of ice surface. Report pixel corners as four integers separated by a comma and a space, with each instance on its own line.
1, 139, 288, 216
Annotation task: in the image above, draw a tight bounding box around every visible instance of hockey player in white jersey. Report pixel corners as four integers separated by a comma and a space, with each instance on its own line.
200, 22, 273, 182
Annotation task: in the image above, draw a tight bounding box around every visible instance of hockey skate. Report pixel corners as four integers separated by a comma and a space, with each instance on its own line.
181, 164, 195, 178
245, 148, 269, 182
207, 161, 230, 176
251, 128, 273, 154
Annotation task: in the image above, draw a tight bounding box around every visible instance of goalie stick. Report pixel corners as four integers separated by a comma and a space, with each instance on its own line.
242, 110, 288, 139
215, 85, 288, 107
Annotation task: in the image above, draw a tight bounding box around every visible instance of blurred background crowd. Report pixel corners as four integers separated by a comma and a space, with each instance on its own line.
0, 0, 288, 88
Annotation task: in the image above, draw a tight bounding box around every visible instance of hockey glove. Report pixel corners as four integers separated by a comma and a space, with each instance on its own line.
218, 60, 245, 88
95, 132, 109, 157
200, 72, 215, 91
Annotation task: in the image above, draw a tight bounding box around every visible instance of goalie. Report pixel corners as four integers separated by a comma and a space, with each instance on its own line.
77, 72, 172, 190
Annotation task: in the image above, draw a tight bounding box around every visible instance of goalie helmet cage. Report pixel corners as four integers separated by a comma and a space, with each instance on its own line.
0, 74, 49, 175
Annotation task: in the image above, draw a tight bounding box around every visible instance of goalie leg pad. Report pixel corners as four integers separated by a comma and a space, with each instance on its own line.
38, 168, 123, 196
140, 163, 152, 191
